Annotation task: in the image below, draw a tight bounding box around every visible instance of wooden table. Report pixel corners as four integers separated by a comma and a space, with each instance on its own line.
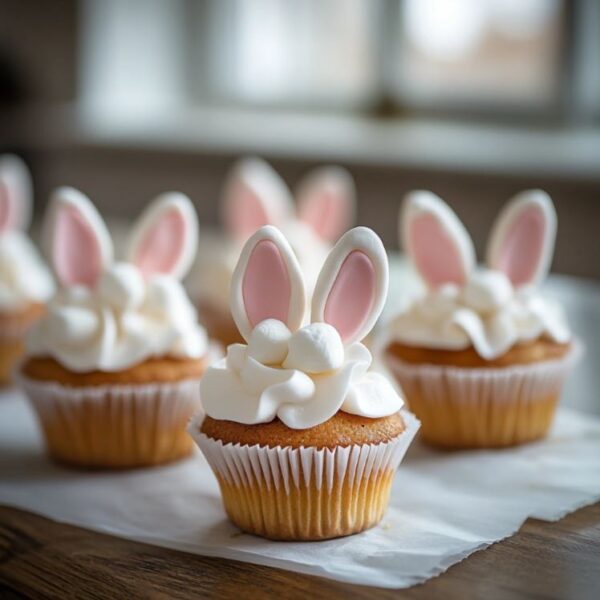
0, 502, 598, 599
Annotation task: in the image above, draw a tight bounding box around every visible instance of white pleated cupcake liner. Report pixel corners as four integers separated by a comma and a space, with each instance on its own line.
17, 371, 203, 466
189, 410, 420, 494
19, 374, 202, 419
385, 342, 582, 408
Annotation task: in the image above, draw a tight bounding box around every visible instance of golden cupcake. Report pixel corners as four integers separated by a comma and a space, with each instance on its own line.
0, 155, 54, 383
19, 186, 209, 468
384, 190, 578, 449
188, 157, 356, 346
190, 225, 419, 541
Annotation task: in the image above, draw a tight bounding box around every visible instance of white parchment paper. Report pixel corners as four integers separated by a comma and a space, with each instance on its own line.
1, 389, 599, 589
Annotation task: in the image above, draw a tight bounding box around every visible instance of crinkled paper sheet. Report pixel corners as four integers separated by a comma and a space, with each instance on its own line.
1, 390, 599, 589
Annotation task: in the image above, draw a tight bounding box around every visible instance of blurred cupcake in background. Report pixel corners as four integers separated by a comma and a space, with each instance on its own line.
384, 190, 579, 449
188, 157, 355, 347
19, 187, 208, 468
190, 225, 418, 540
0, 155, 54, 384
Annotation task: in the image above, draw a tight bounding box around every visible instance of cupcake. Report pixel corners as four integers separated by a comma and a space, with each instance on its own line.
190, 225, 419, 540
19, 187, 209, 468
0, 155, 55, 383
384, 190, 578, 449
188, 157, 355, 346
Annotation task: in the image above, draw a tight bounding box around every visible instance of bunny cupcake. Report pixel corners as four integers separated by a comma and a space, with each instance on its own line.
189, 225, 419, 540
19, 187, 208, 468
188, 157, 355, 346
0, 155, 54, 383
384, 190, 578, 449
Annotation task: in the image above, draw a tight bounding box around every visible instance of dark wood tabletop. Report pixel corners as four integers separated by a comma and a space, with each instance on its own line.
0, 502, 599, 599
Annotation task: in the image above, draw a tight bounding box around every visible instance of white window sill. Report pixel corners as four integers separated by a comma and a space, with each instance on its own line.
3, 103, 600, 181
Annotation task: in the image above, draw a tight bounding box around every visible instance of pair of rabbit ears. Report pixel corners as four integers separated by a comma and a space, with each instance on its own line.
402, 190, 557, 289
44, 187, 198, 288
0, 154, 33, 234
222, 157, 356, 243
231, 225, 388, 345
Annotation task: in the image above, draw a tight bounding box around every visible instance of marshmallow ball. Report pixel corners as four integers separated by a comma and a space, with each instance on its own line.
462, 270, 512, 313
145, 275, 190, 314
247, 319, 292, 365
98, 263, 145, 311
418, 284, 459, 320
60, 284, 93, 306
284, 322, 344, 374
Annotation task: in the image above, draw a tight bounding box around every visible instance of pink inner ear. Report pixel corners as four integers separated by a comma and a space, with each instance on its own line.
226, 182, 271, 240
300, 190, 348, 242
135, 209, 186, 278
324, 250, 375, 343
0, 181, 16, 232
54, 206, 103, 287
496, 206, 545, 286
242, 240, 291, 328
410, 213, 467, 287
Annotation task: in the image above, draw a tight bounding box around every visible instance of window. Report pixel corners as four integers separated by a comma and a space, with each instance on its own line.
392, 0, 565, 112
203, 0, 381, 108
80, 0, 597, 121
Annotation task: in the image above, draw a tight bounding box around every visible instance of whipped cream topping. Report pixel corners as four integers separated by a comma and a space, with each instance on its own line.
27, 187, 207, 372
202, 225, 402, 429
0, 232, 55, 311
28, 261, 208, 372
188, 232, 239, 309
392, 189, 572, 359
388, 269, 571, 359
201, 319, 403, 429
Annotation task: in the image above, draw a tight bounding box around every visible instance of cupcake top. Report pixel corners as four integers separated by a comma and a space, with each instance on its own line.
27, 187, 208, 372
201, 225, 404, 430
0, 155, 55, 311
388, 190, 571, 360
189, 157, 355, 308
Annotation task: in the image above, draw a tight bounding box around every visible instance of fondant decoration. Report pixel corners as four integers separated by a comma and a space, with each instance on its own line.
392, 190, 569, 359
202, 225, 402, 429
0, 154, 33, 233
487, 190, 556, 288
28, 187, 207, 371
223, 157, 355, 244
0, 155, 55, 310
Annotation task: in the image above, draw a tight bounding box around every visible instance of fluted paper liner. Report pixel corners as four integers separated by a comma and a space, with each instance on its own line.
189, 411, 420, 540
385, 342, 581, 449
18, 372, 202, 468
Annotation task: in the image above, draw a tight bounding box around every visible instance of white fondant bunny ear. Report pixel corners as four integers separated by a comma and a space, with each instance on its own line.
402, 191, 475, 288
231, 225, 306, 342
487, 190, 556, 288
128, 192, 198, 280
296, 166, 356, 242
222, 157, 294, 241
45, 187, 113, 288
0, 154, 33, 233
311, 227, 388, 345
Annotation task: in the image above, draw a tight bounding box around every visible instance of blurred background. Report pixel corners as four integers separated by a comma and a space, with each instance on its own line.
1, 0, 599, 277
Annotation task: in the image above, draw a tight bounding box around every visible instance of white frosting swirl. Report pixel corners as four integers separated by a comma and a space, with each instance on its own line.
388, 269, 571, 359
28, 262, 208, 372
201, 319, 403, 429
0, 232, 55, 311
